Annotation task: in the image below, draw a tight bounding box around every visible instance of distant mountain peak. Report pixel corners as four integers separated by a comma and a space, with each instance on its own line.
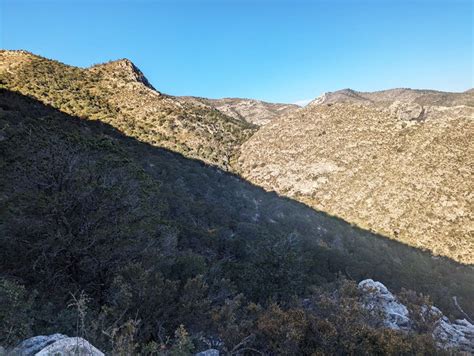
309, 87, 474, 107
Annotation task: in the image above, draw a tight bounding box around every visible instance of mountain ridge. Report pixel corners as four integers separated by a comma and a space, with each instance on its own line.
310, 87, 474, 107
176, 95, 300, 125
0, 49, 255, 170
1, 50, 474, 354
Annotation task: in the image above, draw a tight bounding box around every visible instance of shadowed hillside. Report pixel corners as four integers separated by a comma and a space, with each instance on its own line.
1, 89, 473, 353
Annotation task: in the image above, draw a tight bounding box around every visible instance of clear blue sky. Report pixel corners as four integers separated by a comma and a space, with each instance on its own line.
1, 0, 472, 104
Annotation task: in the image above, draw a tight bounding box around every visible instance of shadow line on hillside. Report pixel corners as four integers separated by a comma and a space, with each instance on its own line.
1, 88, 473, 318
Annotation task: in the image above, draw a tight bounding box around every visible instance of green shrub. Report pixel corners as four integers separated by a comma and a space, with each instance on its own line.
0, 278, 35, 346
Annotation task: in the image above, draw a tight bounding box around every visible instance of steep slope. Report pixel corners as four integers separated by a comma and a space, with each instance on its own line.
2, 89, 474, 353
239, 92, 474, 264
0, 50, 255, 170
178, 96, 300, 125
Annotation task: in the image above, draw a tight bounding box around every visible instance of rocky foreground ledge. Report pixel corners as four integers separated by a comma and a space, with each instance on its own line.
2, 280, 472, 355
359, 279, 474, 353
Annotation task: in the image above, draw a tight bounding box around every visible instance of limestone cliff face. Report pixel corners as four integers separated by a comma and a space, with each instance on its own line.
238, 92, 474, 264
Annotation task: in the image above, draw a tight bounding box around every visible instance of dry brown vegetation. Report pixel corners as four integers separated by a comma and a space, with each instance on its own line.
238, 100, 474, 264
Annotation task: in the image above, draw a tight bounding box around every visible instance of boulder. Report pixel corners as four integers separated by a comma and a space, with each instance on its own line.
358, 279, 410, 330
34, 337, 103, 356
195, 349, 219, 356
389, 101, 424, 121
10, 334, 67, 355
10, 335, 103, 356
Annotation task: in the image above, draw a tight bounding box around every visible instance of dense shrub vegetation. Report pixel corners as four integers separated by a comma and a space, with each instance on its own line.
0, 90, 472, 354
0, 50, 255, 170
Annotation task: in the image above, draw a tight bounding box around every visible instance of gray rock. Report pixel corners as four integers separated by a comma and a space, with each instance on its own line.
358, 279, 474, 353
195, 349, 219, 356
10, 334, 67, 355
34, 337, 104, 356
10, 335, 103, 356
434, 317, 474, 353
389, 101, 424, 121
358, 279, 411, 330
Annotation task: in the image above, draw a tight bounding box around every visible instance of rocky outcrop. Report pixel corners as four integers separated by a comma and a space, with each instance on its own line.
358, 279, 410, 330
9, 335, 103, 356
433, 318, 474, 353
389, 101, 424, 121
91, 58, 159, 93
358, 279, 474, 353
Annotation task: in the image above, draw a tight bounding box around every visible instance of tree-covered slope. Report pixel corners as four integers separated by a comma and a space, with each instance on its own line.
1, 89, 473, 354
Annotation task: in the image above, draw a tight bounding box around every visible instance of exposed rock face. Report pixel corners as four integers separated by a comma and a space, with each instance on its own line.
10, 335, 103, 356
358, 279, 410, 330
238, 93, 474, 264
358, 279, 474, 353
177, 96, 299, 126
